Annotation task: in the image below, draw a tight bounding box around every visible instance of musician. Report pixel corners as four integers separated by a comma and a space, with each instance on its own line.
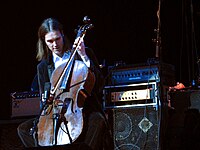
17, 18, 113, 150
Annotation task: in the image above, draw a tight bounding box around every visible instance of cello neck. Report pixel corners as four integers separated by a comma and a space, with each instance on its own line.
50, 17, 93, 95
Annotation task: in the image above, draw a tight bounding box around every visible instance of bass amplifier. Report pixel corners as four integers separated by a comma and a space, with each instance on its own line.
107, 64, 159, 85
103, 82, 159, 109
107, 63, 175, 86
10, 91, 40, 118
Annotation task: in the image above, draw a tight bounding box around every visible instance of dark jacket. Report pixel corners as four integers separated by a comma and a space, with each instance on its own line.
36, 47, 105, 114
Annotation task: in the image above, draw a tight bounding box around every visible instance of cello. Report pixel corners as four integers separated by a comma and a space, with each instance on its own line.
37, 16, 95, 146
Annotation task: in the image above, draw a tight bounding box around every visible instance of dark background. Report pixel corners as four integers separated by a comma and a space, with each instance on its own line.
1, 0, 200, 119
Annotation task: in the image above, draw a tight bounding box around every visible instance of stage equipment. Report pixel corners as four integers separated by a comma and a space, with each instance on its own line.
107, 63, 175, 86
168, 89, 200, 112
104, 62, 176, 150
166, 90, 200, 149
103, 82, 159, 109
107, 64, 159, 85
10, 91, 40, 118
189, 90, 200, 111
104, 75, 161, 149
105, 104, 160, 150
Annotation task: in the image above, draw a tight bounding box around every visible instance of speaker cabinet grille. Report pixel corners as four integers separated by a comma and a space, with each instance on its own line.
107, 106, 160, 150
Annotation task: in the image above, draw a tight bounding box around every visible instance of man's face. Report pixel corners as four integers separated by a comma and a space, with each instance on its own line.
45, 30, 64, 57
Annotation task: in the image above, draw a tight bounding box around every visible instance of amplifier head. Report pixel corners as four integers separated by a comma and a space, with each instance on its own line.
107, 63, 176, 86
10, 91, 40, 118
103, 82, 158, 109
107, 66, 159, 85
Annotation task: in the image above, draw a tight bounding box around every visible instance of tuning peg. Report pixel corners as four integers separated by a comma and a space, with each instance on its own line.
83, 16, 91, 24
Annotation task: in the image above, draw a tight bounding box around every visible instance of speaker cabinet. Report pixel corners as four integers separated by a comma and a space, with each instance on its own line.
190, 90, 200, 111
106, 106, 161, 150
10, 91, 40, 118
166, 90, 200, 150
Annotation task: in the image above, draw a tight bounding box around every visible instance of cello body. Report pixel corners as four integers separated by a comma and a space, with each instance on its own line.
37, 60, 95, 146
